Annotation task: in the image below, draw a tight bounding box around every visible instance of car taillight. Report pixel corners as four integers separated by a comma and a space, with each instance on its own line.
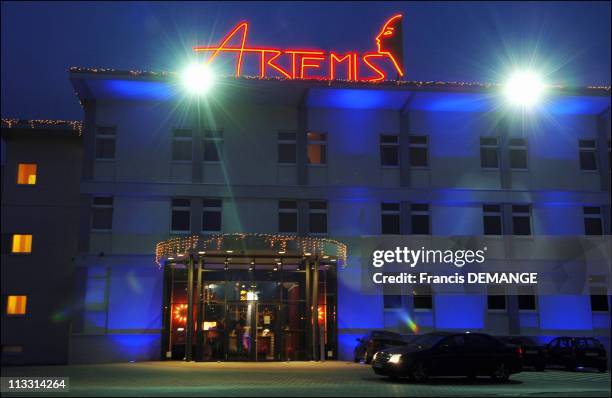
516, 346, 523, 358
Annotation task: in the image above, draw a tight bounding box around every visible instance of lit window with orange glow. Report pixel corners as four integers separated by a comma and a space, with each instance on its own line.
307, 132, 327, 165
11, 234, 32, 254
16, 163, 37, 185
6, 295, 27, 315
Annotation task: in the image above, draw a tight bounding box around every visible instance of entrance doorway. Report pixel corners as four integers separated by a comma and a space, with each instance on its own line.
162, 258, 337, 362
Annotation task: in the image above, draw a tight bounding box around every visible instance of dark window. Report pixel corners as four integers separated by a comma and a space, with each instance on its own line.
518, 285, 537, 310
483, 204, 502, 235
409, 135, 428, 167
480, 137, 499, 168
590, 286, 609, 312
171, 198, 191, 232
172, 129, 193, 161
381, 202, 401, 235
307, 132, 326, 165
309, 201, 327, 234
95, 126, 116, 160
278, 200, 298, 233
203, 130, 223, 162
509, 138, 528, 169
380, 134, 399, 166
512, 205, 531, 235
202, 199, 222, 232
579, 139, 597, 171
91, 196, 113, 230
384, 294, 402, 309
584, 206, 603, 235
468, 334, 498, 349
487, 285, 506, 310
411, 203, 430, 235
278, 132, 297, 164
413, 285, 432, 310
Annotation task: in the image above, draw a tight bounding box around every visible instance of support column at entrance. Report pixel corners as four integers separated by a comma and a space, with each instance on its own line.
312, 257, 319, 361
195, 256, 203, 361
185, 255, 195, 361
305, 258, 312, 360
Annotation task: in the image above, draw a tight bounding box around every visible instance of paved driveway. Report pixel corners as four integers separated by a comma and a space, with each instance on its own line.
1, 361, 610, 396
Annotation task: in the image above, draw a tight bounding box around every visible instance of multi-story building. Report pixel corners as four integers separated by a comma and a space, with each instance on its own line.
1, 68, 610, 364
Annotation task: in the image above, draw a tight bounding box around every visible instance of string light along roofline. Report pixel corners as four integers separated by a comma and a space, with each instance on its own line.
1, 118, 83, 136
68, 66, 611, 96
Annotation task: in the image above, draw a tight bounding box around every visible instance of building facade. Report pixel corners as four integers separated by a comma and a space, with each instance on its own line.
1, 69, 611, 364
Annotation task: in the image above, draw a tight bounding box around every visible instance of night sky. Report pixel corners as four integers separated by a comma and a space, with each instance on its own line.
1, 1, 610, 120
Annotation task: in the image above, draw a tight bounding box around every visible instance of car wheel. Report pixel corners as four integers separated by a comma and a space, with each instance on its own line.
410, 361, 429, 382
597, 366, 607, 373
491, 362, 510, 382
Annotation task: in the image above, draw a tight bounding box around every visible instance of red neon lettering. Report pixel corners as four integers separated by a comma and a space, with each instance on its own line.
330, 53, 353, 81
300, 55, 325, 79
193, 15, 405, 82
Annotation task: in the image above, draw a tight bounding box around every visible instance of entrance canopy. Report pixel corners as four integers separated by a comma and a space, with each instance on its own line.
155, 233, 347, 267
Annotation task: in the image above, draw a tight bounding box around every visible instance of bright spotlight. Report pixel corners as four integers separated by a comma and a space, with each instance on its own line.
504, 71, 545, 107
181, 63, 214, 95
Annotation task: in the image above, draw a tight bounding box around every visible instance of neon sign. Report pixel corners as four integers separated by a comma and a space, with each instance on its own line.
193, 14, 404, 82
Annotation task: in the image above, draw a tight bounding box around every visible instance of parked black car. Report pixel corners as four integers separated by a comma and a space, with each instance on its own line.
546, 337, 607, 372
372, 332, 523, 382
499, 336, 547, 371
354, 330, 409, 363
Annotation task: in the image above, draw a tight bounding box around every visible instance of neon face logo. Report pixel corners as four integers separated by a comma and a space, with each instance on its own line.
193, 14, 404, 82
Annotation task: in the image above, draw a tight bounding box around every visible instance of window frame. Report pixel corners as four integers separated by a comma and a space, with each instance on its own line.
583, 206, 604, 236
94, 126, 117, 161
412, 285, 433, 311
278, 131, 297, 165
486, 285, 507, 311
517, 285, 538, 312
381, 202, 401, 235
511, 204, 532, 236
307, 132, 327, 166
203, 129, 224, 163
508, 138, 529, 170
480, 136, 499, 169
379, 134, 399, 167
278, 200, 298, 234
202, 198, 223, 233
16, 163, 38, 185
483, 204, 503, 235
10, 234, 33, 255
171, 128, 193, 162
171, 198, 191, 234
308, 200, 328, 235
578, 139, 598, 172
589, 285, 609, 312
91, 196, 114, 232
408, 135, 429, 168
410, 203, 430, 235
5, 295, 28, 317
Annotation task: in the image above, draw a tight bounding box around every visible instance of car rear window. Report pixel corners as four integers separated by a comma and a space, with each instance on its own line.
576, 339, 601, 349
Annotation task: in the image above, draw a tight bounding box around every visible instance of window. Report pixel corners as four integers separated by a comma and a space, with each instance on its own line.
202, 199, 222, 233
584, 206, 603, 235
16, 163, 37, 185
172, 129, 193, 161
307, 132, 326, 165
91, 197, 113, 231
380, 134, 399, 166
171, 198, 191, 232
579, 139, 597, 171
381, 202, 401, 234
11, 234, 32, 254
95, 126, 116, 160
413, 285, 432, 310
411, 203, 430, 235
6, 295, 27, 315
487, 285, 506, 310
590, 286, 609, 312
383, 291, 402, 309
409, 135, 428, 167
308, 201, 327, 234
203, 130, 223, 162
480, 137, 499, 168
483, 204, 502, 235
512, 205, 531, 235
278, 200, 298, 233
518, 285, 537, 310
278, 132, 297, 164
509, 138, 528, 169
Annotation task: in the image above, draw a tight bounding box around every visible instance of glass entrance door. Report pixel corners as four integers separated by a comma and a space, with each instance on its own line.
256, 304, 279, 361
